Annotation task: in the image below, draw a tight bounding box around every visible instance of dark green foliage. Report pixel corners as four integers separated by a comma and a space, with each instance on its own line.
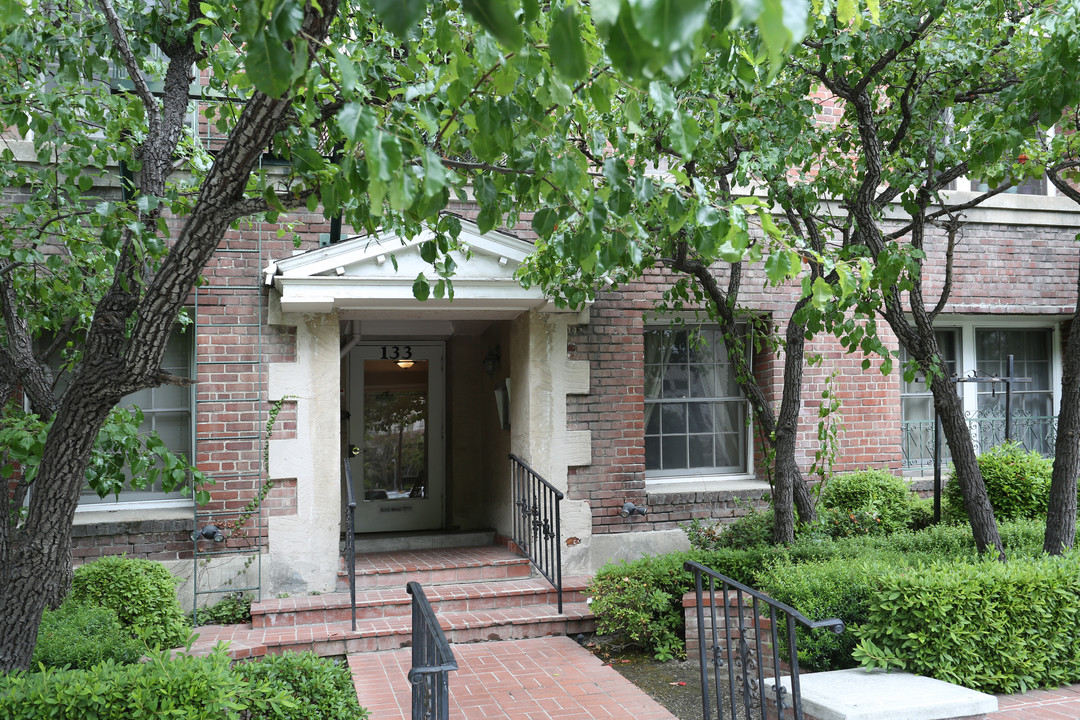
817, 469, 914, 536
684, 506, 774, 551
69, 557, 190, 649
0, 649, 371, 720
855, 553, 1080, 693
756, 552, 901, 672
239, 652, 368, 720
196, 592, 253, 626
907, 496, 935, 531
0, 649, 286, 719
31, 603, 142, 670
943, 442, 1053, 521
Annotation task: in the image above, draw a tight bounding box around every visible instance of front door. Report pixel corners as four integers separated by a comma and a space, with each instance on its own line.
347, 342, 445, 533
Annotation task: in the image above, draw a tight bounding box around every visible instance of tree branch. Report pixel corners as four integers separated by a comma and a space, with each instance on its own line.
95, 0, 160, 137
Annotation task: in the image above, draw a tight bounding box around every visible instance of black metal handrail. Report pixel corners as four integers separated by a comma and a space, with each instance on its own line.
509, 453, 563, 614
342, 457, 357, 632
406, 582, 458, 720
684, 561, 844, 720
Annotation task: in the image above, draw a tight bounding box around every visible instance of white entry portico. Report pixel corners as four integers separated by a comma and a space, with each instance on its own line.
258, 221, 594, 597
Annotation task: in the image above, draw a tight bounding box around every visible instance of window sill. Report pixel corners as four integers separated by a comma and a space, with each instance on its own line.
73, 501, 191, 527
645, 475, 769, 496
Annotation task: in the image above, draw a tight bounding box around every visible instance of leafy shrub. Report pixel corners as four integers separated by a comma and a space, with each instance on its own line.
70, 556, 190, 649
0, 648, 291, 719
685, 507, 775, 551
32, 603, 142, 670
854, 552, 1080, 693
196, 592, 253, 626
756, 552, 901, 672
943, 442, 1052, 521
907, 496, 935, 531
817, 469, 914, 536
239, 652, 368, 720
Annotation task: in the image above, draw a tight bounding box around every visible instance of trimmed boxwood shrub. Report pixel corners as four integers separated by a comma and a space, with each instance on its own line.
854, 552, 1080, 693
943, 442, 1052, 521
817, 469, 914, 537
31, 603, 142, 670
69, 556, 190, 649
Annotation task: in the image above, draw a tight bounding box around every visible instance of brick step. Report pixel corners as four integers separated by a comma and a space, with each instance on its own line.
336, 545, 531, 591
252, 576, 591, 629
187, 602, 596, 660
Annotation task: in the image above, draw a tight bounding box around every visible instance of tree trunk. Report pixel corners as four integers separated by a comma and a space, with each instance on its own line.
931, 372, 1005, 559
0, 388, 117, 671
1045, 267, 1080, 554
773, 310, 816, 543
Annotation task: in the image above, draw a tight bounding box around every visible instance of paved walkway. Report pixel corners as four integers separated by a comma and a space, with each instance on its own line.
990, 683, 1080, 719
349, 636, 677, 720
349, 635, 1080, 720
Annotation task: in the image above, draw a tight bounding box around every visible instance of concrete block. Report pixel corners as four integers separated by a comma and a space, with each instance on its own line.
763, 668, 998, 720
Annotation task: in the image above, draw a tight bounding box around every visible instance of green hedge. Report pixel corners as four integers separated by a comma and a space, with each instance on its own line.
755, 551, 902, 672
0, 649, 369, 720
855, 553, 1080, 693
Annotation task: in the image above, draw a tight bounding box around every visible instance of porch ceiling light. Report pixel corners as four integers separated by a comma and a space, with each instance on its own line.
396, 359, 415, 369
620, 502, 647, 518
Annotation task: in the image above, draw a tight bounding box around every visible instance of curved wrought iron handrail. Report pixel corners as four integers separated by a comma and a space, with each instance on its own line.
684, 560, 843, 720
509, 453, 563, 614
342, 457, 357, 632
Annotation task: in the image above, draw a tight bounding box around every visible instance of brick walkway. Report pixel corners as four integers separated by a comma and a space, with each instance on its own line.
349, 635, 1080, 720
990, 683, 1080, 719
349, 636, 677, 720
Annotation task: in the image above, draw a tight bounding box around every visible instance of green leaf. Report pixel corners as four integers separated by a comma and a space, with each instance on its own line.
337, 102, 375, 143
372, 0, 427, 38
532, 208, 558, 237
668, 109, 700, 156
413, 272, 431, 300
811, 276, 834, 308
631, 0, 709, 53
462, 0, 522, 50
550, 7, 588, 80
836, 0, 856, 26
333, 48, 358, 94
269, 0, 304, 40
0, 0, 25, 28
245, 30, 294, 98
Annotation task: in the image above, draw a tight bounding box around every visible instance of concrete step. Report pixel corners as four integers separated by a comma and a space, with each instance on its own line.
336, 545, 531, 592
188, 602, 596, 659
346, 530, 495, 554
253, 576, 590, 629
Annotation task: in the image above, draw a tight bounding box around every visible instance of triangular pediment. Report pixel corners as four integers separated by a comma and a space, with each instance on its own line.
264, 221, 553, 317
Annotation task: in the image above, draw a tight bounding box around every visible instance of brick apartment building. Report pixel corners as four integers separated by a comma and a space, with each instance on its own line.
49, 170, 1077, 607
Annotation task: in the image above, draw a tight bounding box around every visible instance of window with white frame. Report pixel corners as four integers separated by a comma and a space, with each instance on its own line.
900, 321, 1058, 470
644, 326, 750, 479
78, 325, 194, 505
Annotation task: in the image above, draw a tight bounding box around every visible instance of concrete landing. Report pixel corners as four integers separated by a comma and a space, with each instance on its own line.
765, 668, 998, 720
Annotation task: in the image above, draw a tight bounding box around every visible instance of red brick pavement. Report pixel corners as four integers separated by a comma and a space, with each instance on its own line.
349, 636, 677, 720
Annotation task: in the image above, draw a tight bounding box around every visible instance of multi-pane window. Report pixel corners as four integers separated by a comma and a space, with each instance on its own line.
79, 326, 194, 504
644, 327, 749, 476
900, 324, 1057, 468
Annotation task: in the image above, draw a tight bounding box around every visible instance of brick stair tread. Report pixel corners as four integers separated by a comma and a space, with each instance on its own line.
253, 575, 591, 617
186, 601, 594, 659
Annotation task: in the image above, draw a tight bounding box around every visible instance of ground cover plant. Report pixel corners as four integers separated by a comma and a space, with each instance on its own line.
31, 603, 142, 670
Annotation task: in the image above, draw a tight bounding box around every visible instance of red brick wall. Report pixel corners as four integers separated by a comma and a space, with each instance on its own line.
566, 216, 1078, 535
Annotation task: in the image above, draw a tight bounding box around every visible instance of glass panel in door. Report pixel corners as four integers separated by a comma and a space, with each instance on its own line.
349, 343, 444, 533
